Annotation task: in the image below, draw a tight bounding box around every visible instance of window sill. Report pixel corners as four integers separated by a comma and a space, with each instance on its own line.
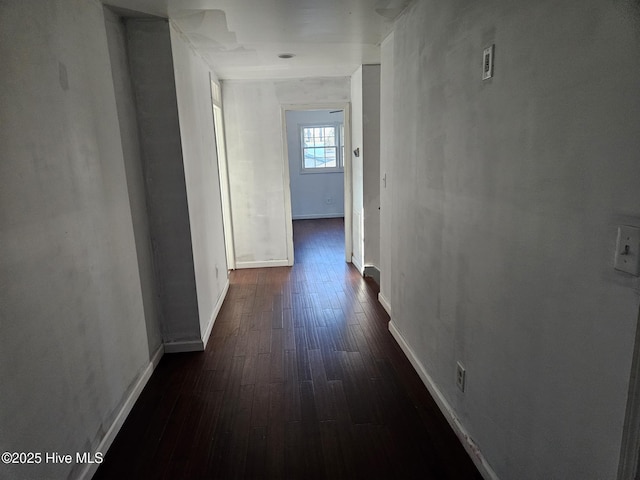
300, 168, 344, 175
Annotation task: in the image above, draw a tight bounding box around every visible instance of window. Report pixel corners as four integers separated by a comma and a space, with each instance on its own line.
301, 124, 343, 173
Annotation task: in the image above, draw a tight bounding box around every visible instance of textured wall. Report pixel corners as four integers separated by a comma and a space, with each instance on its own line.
105, 9, 162, 359
126, 19, 201, 343
383, 0, 640, 478
170, 25, 229, 339
362, 65, 381, 270
0, 1, 152, 478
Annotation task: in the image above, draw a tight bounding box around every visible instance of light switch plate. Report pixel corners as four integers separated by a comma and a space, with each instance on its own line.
482, 45, 494, 80
614, 225, 640, 276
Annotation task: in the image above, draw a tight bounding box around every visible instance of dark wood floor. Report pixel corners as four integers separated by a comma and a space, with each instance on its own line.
95, 218, 482, 480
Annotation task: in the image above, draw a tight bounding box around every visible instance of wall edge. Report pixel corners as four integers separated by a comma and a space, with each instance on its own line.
201, 277, 230, 350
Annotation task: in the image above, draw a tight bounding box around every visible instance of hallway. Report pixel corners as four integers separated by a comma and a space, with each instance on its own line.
95, 218, 481, 479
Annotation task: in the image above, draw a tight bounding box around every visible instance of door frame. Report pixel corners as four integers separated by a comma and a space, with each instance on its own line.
210, 76, 236, 270
618, 306, 640, 480
280, 102, 352, 264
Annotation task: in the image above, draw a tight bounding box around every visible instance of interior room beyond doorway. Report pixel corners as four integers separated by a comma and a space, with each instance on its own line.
285, 109, 346, 222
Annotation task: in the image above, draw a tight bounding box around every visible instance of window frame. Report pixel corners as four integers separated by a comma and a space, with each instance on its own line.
299, 122, 344, 174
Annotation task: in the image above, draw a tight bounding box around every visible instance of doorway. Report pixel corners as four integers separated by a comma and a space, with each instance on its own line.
281, 104, 352, 264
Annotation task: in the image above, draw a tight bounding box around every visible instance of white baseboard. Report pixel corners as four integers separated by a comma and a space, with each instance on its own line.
292, 213, 345, 220
78, 344, 164, 480
163, 339, 204, 353
164, 278, 230, 353
364, 264, 380, 284
235, 259, 292, 269
388, 321, 499, 480
351, 255, 364, 275
201, 278, 230, 349
378, 291, 391, 316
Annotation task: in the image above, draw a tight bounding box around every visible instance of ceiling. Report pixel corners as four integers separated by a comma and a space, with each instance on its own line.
103, 0, 412, 79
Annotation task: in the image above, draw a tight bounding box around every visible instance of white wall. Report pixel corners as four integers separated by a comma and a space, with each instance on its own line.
0, 1, 155, 478
350, 64, 381, 274
362, 65, 381, 271
350, 67, 364, 272
223, 77, 350, 268
105, 9, 162, 356
379, 33, 394, 312
384, 1, 640, 479
125, 18, 201, 344
285, 109, 345, 220
170, 25, 229, 344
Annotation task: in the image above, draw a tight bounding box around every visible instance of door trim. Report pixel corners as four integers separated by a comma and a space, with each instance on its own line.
210, 77, 236, 270
280, 102, 352, 264
618, 306, 640, 480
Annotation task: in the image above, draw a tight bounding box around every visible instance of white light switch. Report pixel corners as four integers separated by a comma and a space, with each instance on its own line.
482, 45, 494, 80
614, 225, 640, 276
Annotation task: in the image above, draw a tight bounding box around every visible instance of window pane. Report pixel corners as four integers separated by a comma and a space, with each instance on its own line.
325, 132, 335, 146
340, 124, 344, 167
301, 125, 341, 170
325, 147, 336, 167
304, 148, 316, 168
303, 128, 313, 146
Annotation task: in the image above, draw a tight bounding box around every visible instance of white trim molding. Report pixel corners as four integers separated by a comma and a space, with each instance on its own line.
292, 213, 345, 220
201, 278, 230, 349
280, 102, 352, 265
351, 255, 364, 275
617, 307, 640, 480
235, 259, 293, 269
164, 339, 205, 353
78, 344, 164, 480
389, 320, 499, 480
378, 291, 391, 317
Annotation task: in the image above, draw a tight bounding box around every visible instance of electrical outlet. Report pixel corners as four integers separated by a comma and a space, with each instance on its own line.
456, 362, 466, 392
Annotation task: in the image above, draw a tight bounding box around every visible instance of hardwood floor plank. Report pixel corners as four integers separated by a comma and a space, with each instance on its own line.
284, 421, 304, 479
283, 308, 296, 351
283, 350, 301, 422
258, 314, 272, 353
245, 426, 268, 480
95, 218, 482, 480
309, 349, 337, 421
319, 420, 349, 480
181, 390, 224, 479
269, 329, 284, 383
338, 351, 377, 424
271, 302, 283, 329
306, 325, 322, 351
294, 326, 311, 381
299, 381, 326, 480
